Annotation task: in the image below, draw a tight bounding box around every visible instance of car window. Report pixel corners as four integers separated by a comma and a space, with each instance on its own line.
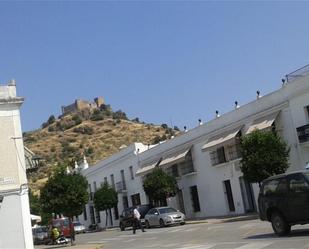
276, 178, 288, 194
158, 207, 177, 214
289, 174, 309, 192
263, 179, 280, 195
73, 222, 81, 226
138, 206, 150, 215
148, 208, 157, 215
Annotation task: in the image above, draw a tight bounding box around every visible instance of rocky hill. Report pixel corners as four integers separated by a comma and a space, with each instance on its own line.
24, 104, 179, 193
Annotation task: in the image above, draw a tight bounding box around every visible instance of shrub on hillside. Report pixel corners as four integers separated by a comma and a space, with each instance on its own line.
73, 125, 94, 135
112, 110, 127, 120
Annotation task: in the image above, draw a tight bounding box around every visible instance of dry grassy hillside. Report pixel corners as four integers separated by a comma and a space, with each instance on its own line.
24, 111, 179, 193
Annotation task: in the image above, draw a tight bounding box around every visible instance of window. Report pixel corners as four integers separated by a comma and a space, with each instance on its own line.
110, 174, 115, 189
93, 181, 97, 192
83, 206, 87, 221
129, 166, 134, 180
88, 184, 93, 201
180, 161, 194, 175
95, 208, 101, 223
210, 146, 227, 166
122, 196, 129, 209
89, 206, 95, 224
289, 174, 309, 192
120, 170, 126, 190
190, 185, 201, 212
305, 105, 309, 121
104, 177, 108, 185
263, 179, 280, 195
114, 205, 119, 220
166, 164, 179, 177
226, 142, 241, 161
131, 193, 141, 206
276, 178, 288, 194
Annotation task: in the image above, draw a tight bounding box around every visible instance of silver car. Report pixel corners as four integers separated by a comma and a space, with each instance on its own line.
73, 221, 86, 234
145, 207, 185, 228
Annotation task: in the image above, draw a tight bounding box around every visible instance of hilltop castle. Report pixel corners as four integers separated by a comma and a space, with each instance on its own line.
61, 97, 104, 115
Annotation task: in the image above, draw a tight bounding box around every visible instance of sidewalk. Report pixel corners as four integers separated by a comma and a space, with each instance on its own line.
34, 243, 103, 249
186, 213, 259, 225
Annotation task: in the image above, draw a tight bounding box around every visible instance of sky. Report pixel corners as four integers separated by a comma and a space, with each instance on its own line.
0, 1, 309, 132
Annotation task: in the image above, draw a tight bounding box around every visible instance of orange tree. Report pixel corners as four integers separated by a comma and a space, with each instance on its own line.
143, 167, 178, 206
240, 130, 290, 186
40, 165, 88, 244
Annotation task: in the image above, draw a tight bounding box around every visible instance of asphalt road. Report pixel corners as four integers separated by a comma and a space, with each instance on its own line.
75, 219, 309, 249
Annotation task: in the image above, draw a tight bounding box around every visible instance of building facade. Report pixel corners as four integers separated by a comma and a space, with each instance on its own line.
0, 80, 33, 249
79, 66, 309, 228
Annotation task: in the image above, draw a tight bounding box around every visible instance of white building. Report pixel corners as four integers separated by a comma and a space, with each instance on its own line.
79, 65, 309, 228
0, 80, 33, 249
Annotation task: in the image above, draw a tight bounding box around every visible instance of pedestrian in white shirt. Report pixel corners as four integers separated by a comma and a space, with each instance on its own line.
133, 206, 146, 234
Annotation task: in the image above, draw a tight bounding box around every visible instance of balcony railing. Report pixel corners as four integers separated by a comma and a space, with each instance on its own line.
116, 181, 127, 193
296, 124, 309, 143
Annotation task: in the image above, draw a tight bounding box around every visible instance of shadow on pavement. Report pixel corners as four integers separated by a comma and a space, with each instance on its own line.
246, 228, 309, 240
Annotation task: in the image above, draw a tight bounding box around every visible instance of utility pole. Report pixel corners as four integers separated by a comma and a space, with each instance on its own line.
0, 80, 33, 249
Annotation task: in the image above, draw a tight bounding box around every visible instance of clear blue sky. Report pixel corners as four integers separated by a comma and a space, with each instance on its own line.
0, 1, 308, 132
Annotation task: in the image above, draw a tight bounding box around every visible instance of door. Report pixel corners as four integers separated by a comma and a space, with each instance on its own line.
239, 177, 256, 212
223, 180, 235, 212
287, 173, 309, 222
177, 190, 186, 214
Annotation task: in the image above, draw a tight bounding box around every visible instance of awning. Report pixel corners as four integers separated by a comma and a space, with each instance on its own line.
159, 148, 191, 169
246, 112, 279, 134
136, 159, 161, 176
202, 126, 242, 151
31, 214, 41, 222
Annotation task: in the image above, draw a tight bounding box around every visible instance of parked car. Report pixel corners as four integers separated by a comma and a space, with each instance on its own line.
50, 217, 74, 238
32, 226, 49, 245
258, 171, 309, 236
119, 204, 151, 231
73, 221, 86, 234
144, 207, 185, 228
87, 223, 103, 233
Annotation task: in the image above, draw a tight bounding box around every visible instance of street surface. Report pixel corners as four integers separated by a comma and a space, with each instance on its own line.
74, 219, 309, 249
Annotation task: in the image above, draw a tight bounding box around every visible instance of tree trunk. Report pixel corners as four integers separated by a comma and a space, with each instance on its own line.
69, 216, 75, 246
109, 208, 113, 227
105, 210, 108, 229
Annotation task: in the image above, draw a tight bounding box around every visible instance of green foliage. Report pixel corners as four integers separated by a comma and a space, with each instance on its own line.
73, 125, 94, 135
112, 110, 127, 120
90, 109, 104, 121
72, 114, 82, 125
48, 115, 56, 125
40, 165, 89, 218
240, 130, 290, 185
143, 167, 178, 206
161, 123, 168, 129
29, 190, 41, 215
93, 183, 118, 212
173, 126, 180, 131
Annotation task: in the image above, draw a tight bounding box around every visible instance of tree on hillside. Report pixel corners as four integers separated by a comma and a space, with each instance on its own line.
143, 167, 178, 207
93, 182, 118, 229
240, 130, 290, 186
40, 165, 89, 245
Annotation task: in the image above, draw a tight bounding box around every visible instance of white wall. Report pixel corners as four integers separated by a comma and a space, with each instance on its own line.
0, 83, 33, 249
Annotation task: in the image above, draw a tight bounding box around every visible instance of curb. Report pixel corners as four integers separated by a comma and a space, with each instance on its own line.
186, 214, 259, 225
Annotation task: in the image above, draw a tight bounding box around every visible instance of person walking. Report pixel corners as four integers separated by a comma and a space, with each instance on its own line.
133, 206, 146, 234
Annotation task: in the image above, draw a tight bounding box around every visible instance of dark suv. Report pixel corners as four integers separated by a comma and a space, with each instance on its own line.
258, 171, 309, 236
119, 205, 151, 231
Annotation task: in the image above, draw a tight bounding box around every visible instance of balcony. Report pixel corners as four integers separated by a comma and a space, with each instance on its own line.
296, 124, 309, 144
116, 181, 127, 193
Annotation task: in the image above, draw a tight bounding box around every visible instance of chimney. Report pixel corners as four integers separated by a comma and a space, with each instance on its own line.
198, 119, 203, 125
184, 126, 188, 132
235, 101, 240, 109
256, 90, 262, 99
215, 110, 220, 118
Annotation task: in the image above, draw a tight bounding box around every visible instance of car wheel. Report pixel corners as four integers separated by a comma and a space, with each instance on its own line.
180, 222, 186, 225
145, 220, 151, 229
271, 212, 291, 236
120, 223, 125, 231
159, 219, 165, 228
